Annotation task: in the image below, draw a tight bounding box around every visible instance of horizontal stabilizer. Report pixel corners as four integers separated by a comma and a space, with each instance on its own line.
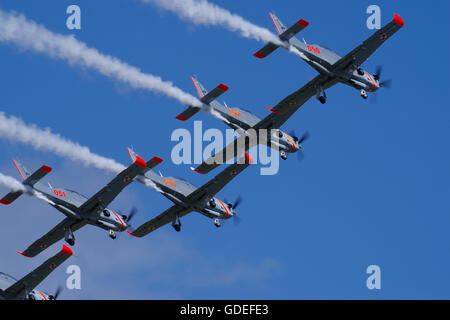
191, 76, 229, 104
254, 13, 309, 59
176, 106, 200, 121
1, 160, 52, 205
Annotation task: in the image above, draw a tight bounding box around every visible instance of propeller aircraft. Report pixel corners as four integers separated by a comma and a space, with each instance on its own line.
0, 150, 163, 257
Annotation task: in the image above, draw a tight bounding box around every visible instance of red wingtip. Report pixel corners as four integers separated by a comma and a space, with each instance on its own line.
40, 165, 52, 173
253, 52, 266, 59
244, 152, 253, 164
217, 84, 229, 92
151, 156, 163, 164
193, 168, 206, 175
392, 13, 404, 26
176, 114, 188, 121
61, 244, 73, 256
297, 19, 309, 27
127, 230, 142, 238
134, 156, 147, 168
0, 198, 12, 205
17, 251, 32, 258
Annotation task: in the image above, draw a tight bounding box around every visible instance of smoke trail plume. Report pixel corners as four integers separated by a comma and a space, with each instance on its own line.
142, 0, 283, 46
0, 172, 26, 192
0, 112, 126, 174
0, 10, 201, 108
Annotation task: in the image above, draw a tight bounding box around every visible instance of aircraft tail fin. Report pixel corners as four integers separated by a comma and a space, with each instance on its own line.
176, 77, 229, 121
126, 147, 163, 171
253, 12, 309, 59
1, 160, 52, 205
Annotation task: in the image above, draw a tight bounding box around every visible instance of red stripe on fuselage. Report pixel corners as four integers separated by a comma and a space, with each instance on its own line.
217, 199, 229, 217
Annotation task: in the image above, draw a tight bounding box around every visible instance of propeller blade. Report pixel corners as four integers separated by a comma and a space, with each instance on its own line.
380, 79, 392, 88
298, 131, 310, 144
374, 65, 383, 80
127, 207, 137, 222
233, 195, 242, 210
53, 285, 63, 300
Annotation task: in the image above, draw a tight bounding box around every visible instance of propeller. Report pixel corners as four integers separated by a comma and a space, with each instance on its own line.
224, 196, 243, 225
298, 131, 310, 144
289, 130, 310, 161
49, 285, 63, 300
374, 65, 392, 88
125, 206, 137, 223
374, 65, 382, 81
370, 66, 392, 104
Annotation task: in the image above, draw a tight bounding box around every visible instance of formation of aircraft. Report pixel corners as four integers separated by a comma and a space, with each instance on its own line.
175, 13, 404, 174
0, 9, 404, 299
254, 12, 404, 102
0, 150, 163, 257
0, 245, 72, 300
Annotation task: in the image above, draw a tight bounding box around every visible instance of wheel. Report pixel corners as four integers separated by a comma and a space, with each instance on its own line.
214, 219, 221, 228
281, 155, 287, 160
66, 238, 75, 246
109, 233, 116, 240
361, 94, 368, 99
318, 96, 326, 104
173, 224, 181, 232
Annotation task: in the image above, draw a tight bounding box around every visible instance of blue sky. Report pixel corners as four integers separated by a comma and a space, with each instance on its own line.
0, 0, 448, 299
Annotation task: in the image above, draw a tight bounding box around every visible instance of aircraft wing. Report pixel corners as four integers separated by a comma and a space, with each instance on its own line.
18, 218, 87, 258
78, 154, 162, 214
254, 74, 338, 130
127, 205, 193, 238
188, 153, 253, 203
3, 245, 72, 300
332, 14, 404, 73
192, 134, 254, 175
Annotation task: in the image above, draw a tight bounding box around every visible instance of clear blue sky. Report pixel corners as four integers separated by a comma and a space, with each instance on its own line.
0, 0, 448, 299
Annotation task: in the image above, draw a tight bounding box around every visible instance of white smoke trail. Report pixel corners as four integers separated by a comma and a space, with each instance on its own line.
0, 10, 202, 108
142, 0, 283, 46
0, 112, 126, 174
0, 172, 26, 192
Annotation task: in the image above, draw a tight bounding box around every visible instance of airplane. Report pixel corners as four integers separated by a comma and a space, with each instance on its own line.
0, 245, 72, 300
125, 147, 252, 237
0, 150, 163, 258
253, 12, 404, 102
176, 76, 313, 173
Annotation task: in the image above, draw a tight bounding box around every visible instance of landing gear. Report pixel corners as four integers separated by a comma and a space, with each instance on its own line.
360, 89, 368, 99
172, 223, 181, 232
316, 86, 327, 104
214, 218, 221, 228
109, 229, 116, 239
280, 151, 287, 160
172, 215, 182, 232
65, 227, 75, 246
318, 96, 327, 104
